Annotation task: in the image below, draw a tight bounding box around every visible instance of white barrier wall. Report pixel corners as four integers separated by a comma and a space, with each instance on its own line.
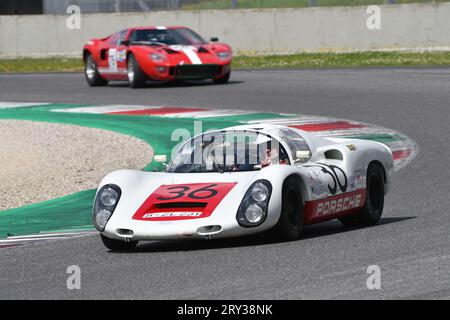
1, 3, 450, 58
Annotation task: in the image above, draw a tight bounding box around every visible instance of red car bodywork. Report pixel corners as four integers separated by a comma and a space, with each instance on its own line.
83, 26, 232, 83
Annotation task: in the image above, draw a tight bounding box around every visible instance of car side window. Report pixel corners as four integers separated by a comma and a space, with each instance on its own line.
278, 128, 312, 164
107, 32, 120, 46
117, 30, 128, 46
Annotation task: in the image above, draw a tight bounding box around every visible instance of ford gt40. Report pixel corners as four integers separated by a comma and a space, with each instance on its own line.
83, 26, 232, 88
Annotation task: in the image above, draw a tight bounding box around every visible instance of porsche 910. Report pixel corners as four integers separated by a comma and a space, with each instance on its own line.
93, 125, 394, 250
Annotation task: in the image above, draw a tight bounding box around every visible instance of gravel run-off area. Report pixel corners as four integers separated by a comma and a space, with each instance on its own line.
0, 120, 153, 210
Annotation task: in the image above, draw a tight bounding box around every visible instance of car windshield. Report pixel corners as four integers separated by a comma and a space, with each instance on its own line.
128, 28, 206, 46
167, 131, 290, 173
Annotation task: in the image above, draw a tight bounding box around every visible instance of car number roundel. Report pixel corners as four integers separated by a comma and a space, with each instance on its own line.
133, 183, 237, 221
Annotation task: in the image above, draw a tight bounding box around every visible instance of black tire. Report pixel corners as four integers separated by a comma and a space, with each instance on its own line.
339, 163, 385, 228
127, 54, 147, 88
84, 53, 108, 86
273, 176, 304, 240
213, 71, 231, 84
100, 234, 138, 251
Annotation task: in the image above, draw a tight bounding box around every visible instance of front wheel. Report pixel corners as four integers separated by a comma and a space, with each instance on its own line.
213, 71, 231, 84
127, 54, 147, 88
272, 176, 304, 240
100, 234, 138, 251
339, 163, 385, 228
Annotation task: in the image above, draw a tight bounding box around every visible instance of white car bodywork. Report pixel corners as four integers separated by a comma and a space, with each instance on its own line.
94, 125, 394, 241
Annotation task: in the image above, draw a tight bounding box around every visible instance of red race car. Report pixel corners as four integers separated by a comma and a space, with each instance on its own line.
83, 26, 232, 88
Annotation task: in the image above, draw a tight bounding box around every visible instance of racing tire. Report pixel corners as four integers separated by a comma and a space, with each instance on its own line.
213, 71, 231, 84
100, 234, 138, 251
84, 53, 108, 87
127, 54, 147, 88
273, 176, 304, 241
339, 163, 385, 228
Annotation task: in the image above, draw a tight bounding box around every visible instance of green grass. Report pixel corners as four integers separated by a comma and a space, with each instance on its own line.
233, 51, 450, 69
1, 51, 450, 73
182, 0, 448, 10
0, 57, 83, 73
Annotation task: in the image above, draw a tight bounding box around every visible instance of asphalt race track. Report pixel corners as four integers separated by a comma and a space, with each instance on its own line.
1, 68, 450, 299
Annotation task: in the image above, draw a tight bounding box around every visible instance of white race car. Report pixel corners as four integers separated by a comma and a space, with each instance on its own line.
93, 124, 394, 250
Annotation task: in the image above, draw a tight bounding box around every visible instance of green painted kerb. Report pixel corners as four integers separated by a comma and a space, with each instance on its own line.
0, 190, 96, 237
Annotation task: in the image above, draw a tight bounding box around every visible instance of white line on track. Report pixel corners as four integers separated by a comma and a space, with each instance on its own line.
160, 110, 255, 118
51, 105, 164, 114
0, 102, 50, 109
0, 231, 97, 248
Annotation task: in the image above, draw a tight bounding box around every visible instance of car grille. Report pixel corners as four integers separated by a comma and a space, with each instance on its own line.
172, 64, 221, 80
154, 202, 207, 209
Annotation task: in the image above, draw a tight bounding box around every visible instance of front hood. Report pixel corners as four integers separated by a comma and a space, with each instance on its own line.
132, 181, 238, 221
133, 43, 231, 65
103, 170, 259, 222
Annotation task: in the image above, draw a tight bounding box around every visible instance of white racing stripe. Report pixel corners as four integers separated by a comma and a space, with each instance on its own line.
181, 47, 203, 65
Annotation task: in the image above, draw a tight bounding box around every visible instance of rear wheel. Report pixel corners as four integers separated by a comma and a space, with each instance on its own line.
339, 163, 385, 227
100, 234, 138, 251
213, 71, 231, 84
127, 54, 147, 88
85, 53, 108, 86
273, 176, 304, 240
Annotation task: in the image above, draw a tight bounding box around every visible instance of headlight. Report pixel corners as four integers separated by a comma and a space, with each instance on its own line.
236, 180, 272, 227
99, 187, 118, 207
245, 204, 264, 224
251, 182, 269, 202
150, 53, 166, 62
93, 184, 121, 231
216, 52, 231, 60
95, 209, 113, 230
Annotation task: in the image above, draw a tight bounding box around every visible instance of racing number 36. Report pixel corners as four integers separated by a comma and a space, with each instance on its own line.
157, 184, 219, 200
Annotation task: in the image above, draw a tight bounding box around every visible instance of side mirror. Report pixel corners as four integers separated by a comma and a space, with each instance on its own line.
120, 40, 130, 46
210, 37, 219, 42
154, 155, 167, 163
